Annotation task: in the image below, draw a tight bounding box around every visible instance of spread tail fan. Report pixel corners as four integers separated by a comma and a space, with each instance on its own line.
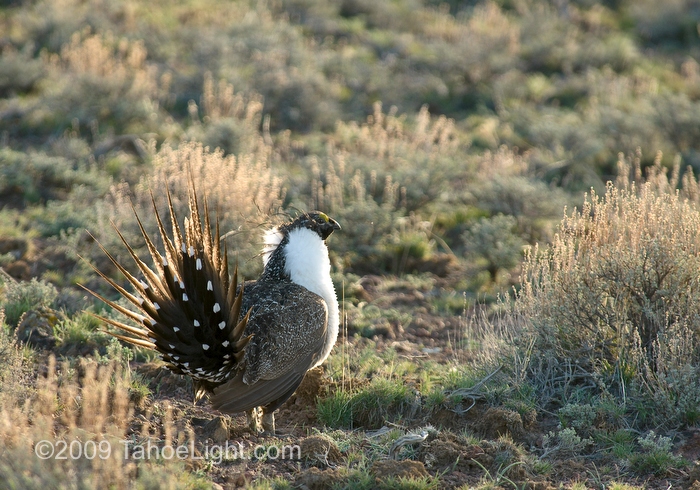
81, 176, 251, 401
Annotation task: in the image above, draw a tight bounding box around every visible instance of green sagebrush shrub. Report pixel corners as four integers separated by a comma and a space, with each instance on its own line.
0, 276, 58, 327
463, 213, 525, 282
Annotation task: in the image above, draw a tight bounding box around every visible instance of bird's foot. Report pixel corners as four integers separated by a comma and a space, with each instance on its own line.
247, 409, 279, 436
261, 412, 275, 434
246, 408, 261, 433
262, 411, 291, 439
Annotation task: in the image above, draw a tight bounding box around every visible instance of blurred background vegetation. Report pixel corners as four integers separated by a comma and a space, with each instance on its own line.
2, 0, 700, 487
2, 0, 697, 287
3, 0, 700, 290
3, 0, 700, 283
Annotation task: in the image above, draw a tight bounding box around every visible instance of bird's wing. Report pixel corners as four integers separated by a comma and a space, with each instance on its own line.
243, 282, 329, 383
210, 362, 307, 414
209, 282, 328, 414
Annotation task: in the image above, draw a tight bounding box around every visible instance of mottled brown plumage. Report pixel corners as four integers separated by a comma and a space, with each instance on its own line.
82, 177, 340, 432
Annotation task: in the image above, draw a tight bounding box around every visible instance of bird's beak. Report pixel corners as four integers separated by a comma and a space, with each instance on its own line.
321, 218, 341, 240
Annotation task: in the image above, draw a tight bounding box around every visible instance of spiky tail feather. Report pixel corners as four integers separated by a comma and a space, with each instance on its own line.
81, 176, 251, 400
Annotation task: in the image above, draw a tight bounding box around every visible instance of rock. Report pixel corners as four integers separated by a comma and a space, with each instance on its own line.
477, 407, 526, 441
201, 416, 230, 444
294, 467, 345, 490
294, 366, 325, 406
420, 435, 492, 472
678, 429, 700, 462
299, 435, 343, 465
228, 472, 247, 488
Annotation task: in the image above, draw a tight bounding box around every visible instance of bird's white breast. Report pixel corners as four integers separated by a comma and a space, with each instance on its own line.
282, 227, 339, 366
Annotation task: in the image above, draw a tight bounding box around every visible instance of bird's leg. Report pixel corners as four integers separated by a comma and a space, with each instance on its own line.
261, 410, 275, 434
246, 407, 261, 432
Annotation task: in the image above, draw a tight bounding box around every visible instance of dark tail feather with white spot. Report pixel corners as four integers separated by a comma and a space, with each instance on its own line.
81, 176, 251, 401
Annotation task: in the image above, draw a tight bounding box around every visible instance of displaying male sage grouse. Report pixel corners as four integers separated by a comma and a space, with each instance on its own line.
83, 181, 340, 433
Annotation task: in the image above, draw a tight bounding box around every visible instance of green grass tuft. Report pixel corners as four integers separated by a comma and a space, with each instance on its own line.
318, 378, 418, 430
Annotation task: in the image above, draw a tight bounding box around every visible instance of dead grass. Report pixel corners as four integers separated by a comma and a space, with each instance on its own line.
0, 339, 205, 489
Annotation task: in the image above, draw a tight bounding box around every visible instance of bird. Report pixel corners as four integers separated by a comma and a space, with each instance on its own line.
82, 178, 340, 433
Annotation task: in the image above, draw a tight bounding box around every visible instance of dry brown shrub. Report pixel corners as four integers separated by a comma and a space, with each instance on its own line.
29, 28, 174, 137
185, 73, 267, 156
199, 71, 264, 125
309, 152, 400, 215
310, 101, 458, 213
305, 103, 462, 260
98, 141, 285, 278
516, 152, 700, 427
147, 141, 284, 222
47, 29, 170, 105
333, 102, 458, 170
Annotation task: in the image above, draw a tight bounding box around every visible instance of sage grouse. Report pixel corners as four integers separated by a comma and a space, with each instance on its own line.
84, 182, 340, 432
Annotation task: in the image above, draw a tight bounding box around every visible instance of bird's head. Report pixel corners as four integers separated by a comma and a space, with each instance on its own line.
261, 212, 340, 269
286, 212, 341, 241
